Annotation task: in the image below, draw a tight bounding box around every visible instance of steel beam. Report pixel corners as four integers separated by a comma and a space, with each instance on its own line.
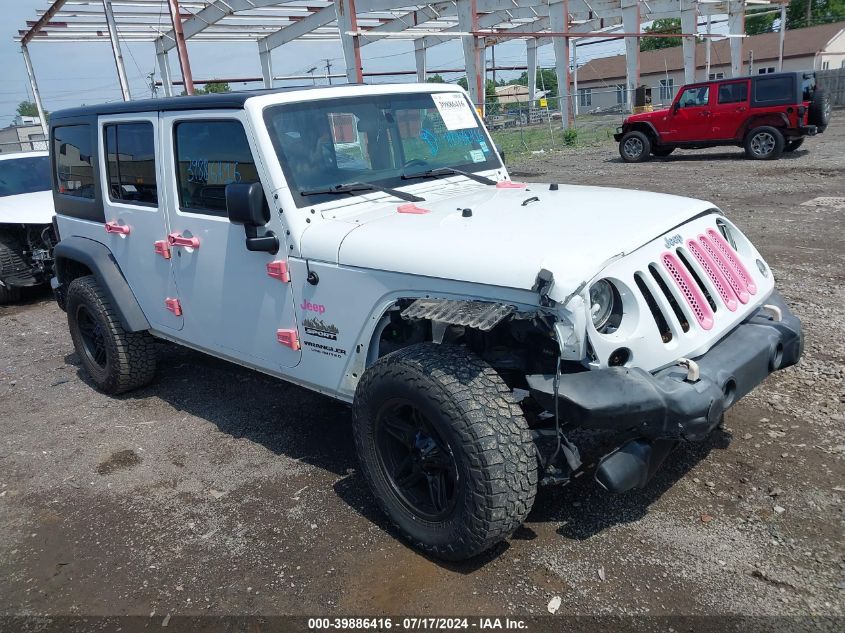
155, 38, 174, 96
167, 0, 195, 95
527, 38, 537, 108
680, 0, 698, 84
621, 0, 640, 113
259, 46, 274, 88
457, 0, 484, 114
102, 0, 131, 101
550, 0, 571, 127
20, 44, 48, 137
414, 40, 427, 81
337, 0, 364, 83
728, 0, 745, 78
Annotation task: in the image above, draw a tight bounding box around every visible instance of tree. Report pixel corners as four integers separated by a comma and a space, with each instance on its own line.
746, 9, 777, 35
784, 0, 845, 28
426, 74, 446, 83
16, 101, 43, 118
640, 18, 682, 52
183, 81, 231, 96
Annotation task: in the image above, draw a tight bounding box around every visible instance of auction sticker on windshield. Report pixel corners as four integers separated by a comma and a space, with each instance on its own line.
431, 93, 478, 130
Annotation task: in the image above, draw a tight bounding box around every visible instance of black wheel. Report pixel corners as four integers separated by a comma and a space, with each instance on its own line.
353, 343, 537, 561
744, 126, 785, 160
0, 234, 28, 305
808, 87, 830, 133
652, 147, 675, 157
619, 130, 652, 162
66, 275, 156, 394
785, 138, 805, 152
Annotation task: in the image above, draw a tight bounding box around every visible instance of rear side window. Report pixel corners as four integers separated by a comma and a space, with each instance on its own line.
104, 122, 158, 205
54, 125, 94, 199
754, 76, 793, 103
173, 120, 259, 215
718, 81, 748, 104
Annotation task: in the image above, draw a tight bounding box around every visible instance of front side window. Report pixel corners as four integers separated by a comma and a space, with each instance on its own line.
678, 86, 710, 108
264, 92, 500, 207
718, 81, 748, 104
0, 155, 51, 198
174, 120, 259, 215
54, 125, 95, 199
104, 122, 158, 205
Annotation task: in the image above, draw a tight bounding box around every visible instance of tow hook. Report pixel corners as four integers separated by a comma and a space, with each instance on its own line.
761, 304, 783, 322
677, 357, 700, 382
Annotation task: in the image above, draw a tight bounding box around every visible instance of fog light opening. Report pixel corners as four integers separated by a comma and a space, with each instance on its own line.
723, 379, 737, 408
608, 347, 631, 367
771, 342, 784, 371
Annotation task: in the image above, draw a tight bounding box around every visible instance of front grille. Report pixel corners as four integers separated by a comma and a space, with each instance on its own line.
638, 229, 758, 342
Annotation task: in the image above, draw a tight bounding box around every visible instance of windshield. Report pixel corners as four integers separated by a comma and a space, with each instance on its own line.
264, 91, 501, 207
0, 155, 51, 198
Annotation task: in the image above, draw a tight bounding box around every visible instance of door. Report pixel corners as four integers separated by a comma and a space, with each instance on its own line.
159, 112, 301, 370
710, 80, 750, 140
663, 84, 714, 142
98, 114, 183, 331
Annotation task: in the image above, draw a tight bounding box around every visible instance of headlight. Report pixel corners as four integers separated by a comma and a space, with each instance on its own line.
589, 279, 615, 331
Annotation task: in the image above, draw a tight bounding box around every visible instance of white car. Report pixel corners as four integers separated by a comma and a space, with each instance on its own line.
49, 84, 802, 560
0, 150, 57, 303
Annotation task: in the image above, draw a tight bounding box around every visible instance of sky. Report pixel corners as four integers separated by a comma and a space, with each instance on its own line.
1, 0, 732, 126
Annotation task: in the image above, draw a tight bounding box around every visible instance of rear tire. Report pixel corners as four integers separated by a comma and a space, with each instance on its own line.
808, 87, 830, 133
66, 275, 157, 394
619, 130, 652, 162
744, 126, 785, 160
352, 343, 537, 561
785, 138, 805, 152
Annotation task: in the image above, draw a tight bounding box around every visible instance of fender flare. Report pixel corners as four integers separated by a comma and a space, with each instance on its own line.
54, 236, 150, 332
739, 113, 790, 140
623, 121, 662, 144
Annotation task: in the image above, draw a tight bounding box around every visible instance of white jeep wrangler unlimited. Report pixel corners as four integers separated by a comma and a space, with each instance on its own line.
49, 84, 802, 560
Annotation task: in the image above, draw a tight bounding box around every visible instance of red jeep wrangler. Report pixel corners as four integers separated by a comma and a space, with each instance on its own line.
615, 71, 831, 162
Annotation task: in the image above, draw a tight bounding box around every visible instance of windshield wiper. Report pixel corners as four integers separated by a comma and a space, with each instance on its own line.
401, 167, 496, 186
299, 181, 423, 203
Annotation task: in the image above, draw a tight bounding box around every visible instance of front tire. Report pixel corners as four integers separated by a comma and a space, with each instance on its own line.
745, 126, 785, 160
352, 343, 537, 561
619, 130, 652, 162
66, 275, 157, 394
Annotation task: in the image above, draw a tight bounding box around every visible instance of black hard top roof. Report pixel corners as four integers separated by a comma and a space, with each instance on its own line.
50, 86, 320, 122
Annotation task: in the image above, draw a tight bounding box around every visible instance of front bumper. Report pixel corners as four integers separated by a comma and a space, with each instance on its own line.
527, 291, 802, 442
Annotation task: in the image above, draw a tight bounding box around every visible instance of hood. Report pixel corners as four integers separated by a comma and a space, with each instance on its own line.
0, 190, 55, 225
335, 183, 714, 303
624, 107, 670, 124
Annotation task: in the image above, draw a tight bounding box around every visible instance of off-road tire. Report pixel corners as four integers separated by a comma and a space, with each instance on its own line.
619, 130, 652, 162
0, 234, 27, 304
808, 87, 830, 133
352, 343, 538, 561
652, 147, 675, 157
785, 138, 805, 152
66, 275, 156, 394
744, 126, 785, 160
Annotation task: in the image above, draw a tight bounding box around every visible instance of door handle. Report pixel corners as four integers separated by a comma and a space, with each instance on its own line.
737, 106, 747, 113
700, 110, 711, 116
167, 232, 200, 249
105, 221, 130, 235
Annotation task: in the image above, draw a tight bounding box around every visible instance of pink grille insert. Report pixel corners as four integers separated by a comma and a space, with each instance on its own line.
699, 234, 750, 304
661, 251, 714, 330
706, 229, 757, 295
686, 240, 738, 311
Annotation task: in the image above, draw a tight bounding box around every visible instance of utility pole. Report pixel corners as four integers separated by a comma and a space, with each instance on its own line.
491, 45, 496, 86
325, 59, 333, 85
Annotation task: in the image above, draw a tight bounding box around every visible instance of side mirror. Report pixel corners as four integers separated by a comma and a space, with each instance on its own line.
495, 143, 506, 164
225, 182, 279, 254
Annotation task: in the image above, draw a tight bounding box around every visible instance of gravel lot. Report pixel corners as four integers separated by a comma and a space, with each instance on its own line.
1, 120, 843, 625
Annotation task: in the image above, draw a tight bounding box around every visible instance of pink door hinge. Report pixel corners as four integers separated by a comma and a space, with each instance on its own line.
165, 298, 182, 316
154, 240, 172, 260
266, 260, 290, 282
276, 329, 300, 351
105, 221, 130, 235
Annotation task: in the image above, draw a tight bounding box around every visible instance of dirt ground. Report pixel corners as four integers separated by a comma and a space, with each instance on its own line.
1, 120, 843, 626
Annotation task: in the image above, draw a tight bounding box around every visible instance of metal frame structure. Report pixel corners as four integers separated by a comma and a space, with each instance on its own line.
17, 1, 786, 128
